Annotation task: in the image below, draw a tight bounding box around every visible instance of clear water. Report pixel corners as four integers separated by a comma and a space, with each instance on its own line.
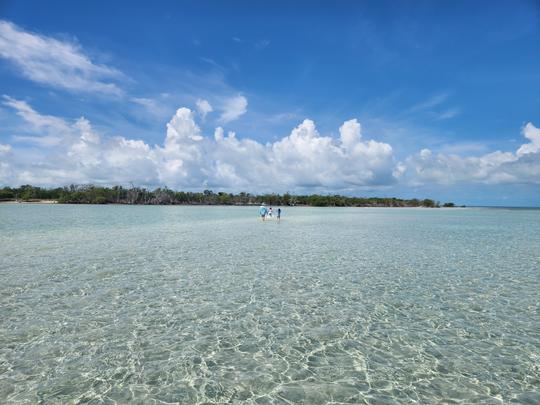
1, 205, 539, 404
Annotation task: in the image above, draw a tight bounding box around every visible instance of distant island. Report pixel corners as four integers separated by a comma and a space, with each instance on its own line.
0, 185, 456, 208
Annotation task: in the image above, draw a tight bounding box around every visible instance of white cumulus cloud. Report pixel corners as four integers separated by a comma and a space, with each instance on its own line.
404, 122, 540, 185
0, 99, 398, 190
2, 98, 539, 191
517, 122, 540, 156
196, 98, 213, 118
1, 97, 157, 186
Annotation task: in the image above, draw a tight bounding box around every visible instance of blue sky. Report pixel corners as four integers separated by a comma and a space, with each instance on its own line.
0, 0, 539, 205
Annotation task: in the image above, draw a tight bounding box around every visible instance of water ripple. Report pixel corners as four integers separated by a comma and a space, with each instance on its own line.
0, 205, 539, 403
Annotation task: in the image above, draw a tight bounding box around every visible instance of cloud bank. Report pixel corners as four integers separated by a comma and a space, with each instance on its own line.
404, 123, 540, 186
1, 97, 539, 191
0, 98, 396, 190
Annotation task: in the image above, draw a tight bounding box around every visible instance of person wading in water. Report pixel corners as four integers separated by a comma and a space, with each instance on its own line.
259, 203, 268, 221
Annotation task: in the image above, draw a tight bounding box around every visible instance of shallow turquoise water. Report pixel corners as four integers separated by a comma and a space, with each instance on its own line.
0, 205, 539, 404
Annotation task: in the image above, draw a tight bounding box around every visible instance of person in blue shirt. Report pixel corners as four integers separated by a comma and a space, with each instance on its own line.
259, 203, 268, 221
277, 207, 281, 222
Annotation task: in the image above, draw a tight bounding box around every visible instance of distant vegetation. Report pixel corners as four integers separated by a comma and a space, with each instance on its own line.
0, 184, 455, 207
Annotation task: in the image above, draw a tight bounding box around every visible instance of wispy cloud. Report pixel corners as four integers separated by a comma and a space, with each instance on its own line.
264, 112, 303, 124
255, 39, 271, 50
0, 20, 124, 96
437, 141, 489, 155
232, 37, 270, 50
218, 95, 248, 123
3, 95, 75, 146
200, 57, 227, 72
2, 95, 71, 134
131, 97, 172, 119
403, 93, 448, 115
400, 93, 460, 121
435, 107, 460, 120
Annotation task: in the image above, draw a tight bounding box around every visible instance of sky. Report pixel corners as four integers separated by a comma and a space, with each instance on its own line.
0, 0, 539, 205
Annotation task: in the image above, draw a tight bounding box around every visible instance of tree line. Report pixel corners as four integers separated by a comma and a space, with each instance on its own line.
0, 184, 455, 207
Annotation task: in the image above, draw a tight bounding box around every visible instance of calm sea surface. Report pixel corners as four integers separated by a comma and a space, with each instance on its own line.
1, 205, 539, 404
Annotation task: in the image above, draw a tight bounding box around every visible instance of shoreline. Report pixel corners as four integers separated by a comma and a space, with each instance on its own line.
0, 200, 58, 204
3, 202, 538, 208
0, 199, 465, 208
0, 185, 452, 208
